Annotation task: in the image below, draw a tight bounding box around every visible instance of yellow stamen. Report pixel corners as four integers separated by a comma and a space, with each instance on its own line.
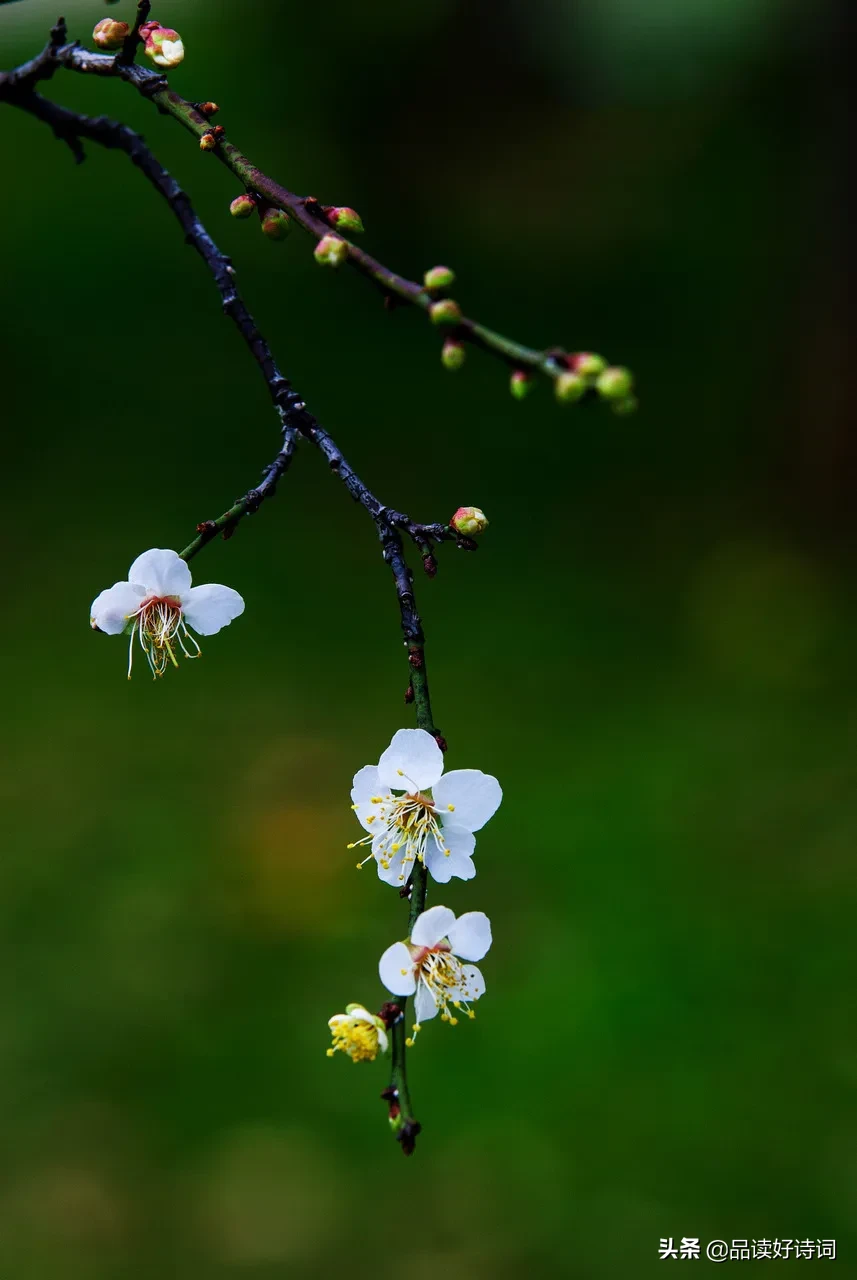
327, 1010, 384, 1063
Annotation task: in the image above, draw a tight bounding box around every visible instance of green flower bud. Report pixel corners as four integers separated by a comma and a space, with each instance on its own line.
554, 372, 587, 403
441, 340, 466, 371
424, 265, 456, 292
230, 193, 256, 219
314, 233, 349, 267
451, 506, 489, 536
595, 366, 634, 401
261, 208, 291, 240
429, 298, 462, 326
327, 206, 364, 234
510, 370, 533, 400
611, 394, 639, 416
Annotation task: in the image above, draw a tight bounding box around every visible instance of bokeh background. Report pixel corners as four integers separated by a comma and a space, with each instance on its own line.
2, 0, 856, 1274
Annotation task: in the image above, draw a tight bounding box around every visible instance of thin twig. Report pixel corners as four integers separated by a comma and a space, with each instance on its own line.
0, 35, 613, 385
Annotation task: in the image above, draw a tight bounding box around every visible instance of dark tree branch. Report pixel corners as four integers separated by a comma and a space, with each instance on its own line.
117, 0, 151, 66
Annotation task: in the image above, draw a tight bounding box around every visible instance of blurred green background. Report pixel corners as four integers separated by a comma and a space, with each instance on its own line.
2, 0, 856, 1274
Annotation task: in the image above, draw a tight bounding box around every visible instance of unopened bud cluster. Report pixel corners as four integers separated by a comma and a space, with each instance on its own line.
552, 352, 637, 413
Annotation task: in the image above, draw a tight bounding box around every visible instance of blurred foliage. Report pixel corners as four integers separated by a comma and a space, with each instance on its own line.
2, 0, 856, 1275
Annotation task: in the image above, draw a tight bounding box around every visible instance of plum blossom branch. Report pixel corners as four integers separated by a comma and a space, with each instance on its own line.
2, 36, 442, 1153
1, 16, 513, 1158
0, 25, 635, 400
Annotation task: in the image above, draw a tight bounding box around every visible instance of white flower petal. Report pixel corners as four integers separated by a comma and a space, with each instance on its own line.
432, 769, 502, 833
414, 982, 439, 1022
379, 942, 416, 996
424, 846, 476, 884
351, 765, 385, 832
89, 581, 146, 634
377, 728, 444, 791
376, 1025, 389, 1054
423, 821, 474, 883
411, 904, 456, 949
351, 765, 382, 804
439, 823, 476, 859
446, 911, 492, 962
456, 964, 486, 1002
182, 584, 244, 635
128, 548, 192, 598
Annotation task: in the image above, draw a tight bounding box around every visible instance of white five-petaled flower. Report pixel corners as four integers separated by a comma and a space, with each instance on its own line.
326, 1004, 389, 1063
349, 728, 501, 885
379, 904, 491, 1040
89, 547, 244, 679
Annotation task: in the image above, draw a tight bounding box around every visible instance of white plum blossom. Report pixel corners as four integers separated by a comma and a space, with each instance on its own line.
379, 904, 491, 1040
349, 728, 501, 886
90, 547, 244, 679
326, 1004, 389, 1063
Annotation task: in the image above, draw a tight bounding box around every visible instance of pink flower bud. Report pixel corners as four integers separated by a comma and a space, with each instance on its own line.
429, 298, 462, 326
424, 265, 456, 292
261, 208, 291, 240
92, 18, 129, 50
142, 23, 185, 68
314, 233, 348, 267
450, 506, 489, 537
327, 206, 364, 234
230, 193, 256, 219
